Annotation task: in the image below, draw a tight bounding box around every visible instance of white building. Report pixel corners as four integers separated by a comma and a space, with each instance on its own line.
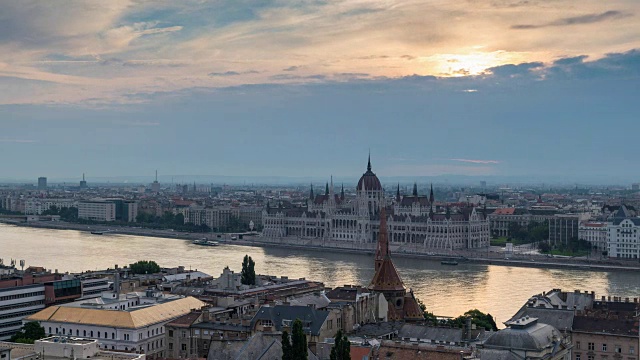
0, 284, 45, 341
578, 221, 608, 251
262, 157, 490, 251
607, 205, 640, 259
78, 201, 116, 222
0, 336, 145, 360
24, 199, 77, 215
25, 296, 205, 357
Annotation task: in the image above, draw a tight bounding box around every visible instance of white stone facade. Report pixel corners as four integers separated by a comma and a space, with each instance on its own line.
262, 159, 490, 251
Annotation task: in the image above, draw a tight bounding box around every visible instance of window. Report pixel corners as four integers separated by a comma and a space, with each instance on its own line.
169, 343, 173, 350
615, 345, 622, 353
182, 331, 186, 338
168, 330, 174, 337
603, 344, 607, 352
587, 356, 594, 360
588, 342, 595, 351
181, 344, 187, 351
575, 354, 580, 360
630, 346, 635, 354
262, 320, 273, 327
576, 341, 581, 349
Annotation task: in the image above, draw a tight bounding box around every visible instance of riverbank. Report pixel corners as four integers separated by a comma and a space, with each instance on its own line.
3, 219, 640, 272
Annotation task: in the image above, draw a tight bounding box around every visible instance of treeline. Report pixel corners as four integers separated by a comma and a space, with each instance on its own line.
42, 205, 78, 221
506, 221, 548, 244
418, 299, 498, 331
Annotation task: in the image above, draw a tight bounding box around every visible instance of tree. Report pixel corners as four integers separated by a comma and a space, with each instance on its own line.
329, 330, 350, 360
241, 255, 256, 285
129, 260, 161, 274
291, 318, 308, 360
281, 330, 293, 360
416, 297, 438, 325
10, 322, 45, 344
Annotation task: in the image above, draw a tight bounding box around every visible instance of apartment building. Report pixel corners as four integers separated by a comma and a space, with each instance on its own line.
78, 201, 116, 222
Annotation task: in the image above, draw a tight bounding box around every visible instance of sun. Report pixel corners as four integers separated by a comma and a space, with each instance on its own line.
423, 51, 529, 77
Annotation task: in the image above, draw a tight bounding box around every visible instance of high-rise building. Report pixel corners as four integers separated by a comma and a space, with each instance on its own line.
151, 170, 161, 193
80, 173, 87, 189
38, 177, 47, 190
78, 201, 116, 222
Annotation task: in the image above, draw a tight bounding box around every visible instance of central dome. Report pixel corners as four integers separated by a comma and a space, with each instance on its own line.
357, 156, 383, 191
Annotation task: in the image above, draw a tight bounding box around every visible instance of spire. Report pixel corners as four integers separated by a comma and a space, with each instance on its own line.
429, 183, 434, 203
325, 182, 329, 196
155, 170, 158, 182
340, 183, 345, 201
330, 175, 334, 195
396, 183, 401, 202
309, 183, 314, 200
412, 182, 418, 197
367, 151, 372, 172
82, 173, 85, 181
375, 206, 390, 261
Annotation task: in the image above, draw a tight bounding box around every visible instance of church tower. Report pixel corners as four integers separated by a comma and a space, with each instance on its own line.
369, 207, 423, 322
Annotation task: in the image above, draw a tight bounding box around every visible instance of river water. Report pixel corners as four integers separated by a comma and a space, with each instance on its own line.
1, 223, 639, 326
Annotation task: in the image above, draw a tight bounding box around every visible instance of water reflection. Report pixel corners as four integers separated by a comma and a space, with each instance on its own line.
1, 223, 638, 325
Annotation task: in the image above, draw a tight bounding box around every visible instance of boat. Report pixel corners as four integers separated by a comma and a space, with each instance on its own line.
441, 260, 459, 266
193, 239, 219, 246
90, 231, 103, 235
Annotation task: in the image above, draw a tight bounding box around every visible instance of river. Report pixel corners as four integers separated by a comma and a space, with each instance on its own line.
1, 223, 639, 326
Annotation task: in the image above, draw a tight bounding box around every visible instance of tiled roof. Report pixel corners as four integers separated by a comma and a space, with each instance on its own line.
26, 296, 206, 329
251, 305, 329, 336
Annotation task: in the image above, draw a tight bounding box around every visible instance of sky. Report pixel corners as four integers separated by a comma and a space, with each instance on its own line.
1, 0, 639, 183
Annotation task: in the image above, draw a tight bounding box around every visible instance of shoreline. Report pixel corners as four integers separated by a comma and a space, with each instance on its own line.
3, 219, 640, 273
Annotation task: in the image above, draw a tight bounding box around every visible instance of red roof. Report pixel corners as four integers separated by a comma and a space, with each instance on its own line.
492, 208, 516, 215
350, 346, 372, 360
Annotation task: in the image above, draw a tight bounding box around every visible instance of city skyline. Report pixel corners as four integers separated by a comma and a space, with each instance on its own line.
2, 1, 639, 181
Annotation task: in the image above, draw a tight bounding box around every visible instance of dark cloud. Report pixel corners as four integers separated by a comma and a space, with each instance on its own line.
208, 70, 259, 77
512, 10, 631, 29
553, 55, 588, 65
282, 66, 299, 72
485, 62, 544, 77
400, 55, 416, 60
270, 74, 327, 81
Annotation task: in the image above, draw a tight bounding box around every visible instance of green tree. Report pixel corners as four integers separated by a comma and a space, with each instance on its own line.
281, 330, 293, 360
291, 318, 308, 360
416, 298, 438, 325
10, 322, 45, 344
241, 255, 256, 285
129, 260, 161, 274
329, 329, 350, 360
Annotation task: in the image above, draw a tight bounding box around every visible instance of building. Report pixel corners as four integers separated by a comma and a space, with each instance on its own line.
607, 205, 640, 259
475, 317, 571, 360
78, 201, 116, 222
571, 299, 639, 360
80, 173, 88, 189
578, 222, 608, 251
24, 199, 76, 215
325, 285, 386, 328
0, 266, 61, 341
24, 296, 206, 358
488, 208, 556, 238
549, 214, 589, 246
262, 157, 490, 251
0, 336, 145, 360
250, 305, 337, 347
37, 178, 47, 190
368, 208, 422, 322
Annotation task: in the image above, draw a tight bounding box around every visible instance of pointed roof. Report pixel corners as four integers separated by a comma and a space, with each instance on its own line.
325, 182, 329, 196
340, 184, 345, 201
369, 207, 406, 292
412, 182, 418, 197
429, 183, 434, 203
396, 183, 401, 202
309, 184, 314, 200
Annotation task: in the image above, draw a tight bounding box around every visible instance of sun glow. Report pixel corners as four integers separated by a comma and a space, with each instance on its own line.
425, 51, 530, 77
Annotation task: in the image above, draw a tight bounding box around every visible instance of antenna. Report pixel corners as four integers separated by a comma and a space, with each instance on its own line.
155, 170, 158, 182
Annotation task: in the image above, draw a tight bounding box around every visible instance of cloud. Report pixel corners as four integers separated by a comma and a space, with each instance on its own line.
553, 55, 588, 65
484, 61, 543, 77
283, 66, 299, 71
0, 139, 37, 143
449, 159, 501, 164
512, 10, 632, 29
208, 70, 260, 77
